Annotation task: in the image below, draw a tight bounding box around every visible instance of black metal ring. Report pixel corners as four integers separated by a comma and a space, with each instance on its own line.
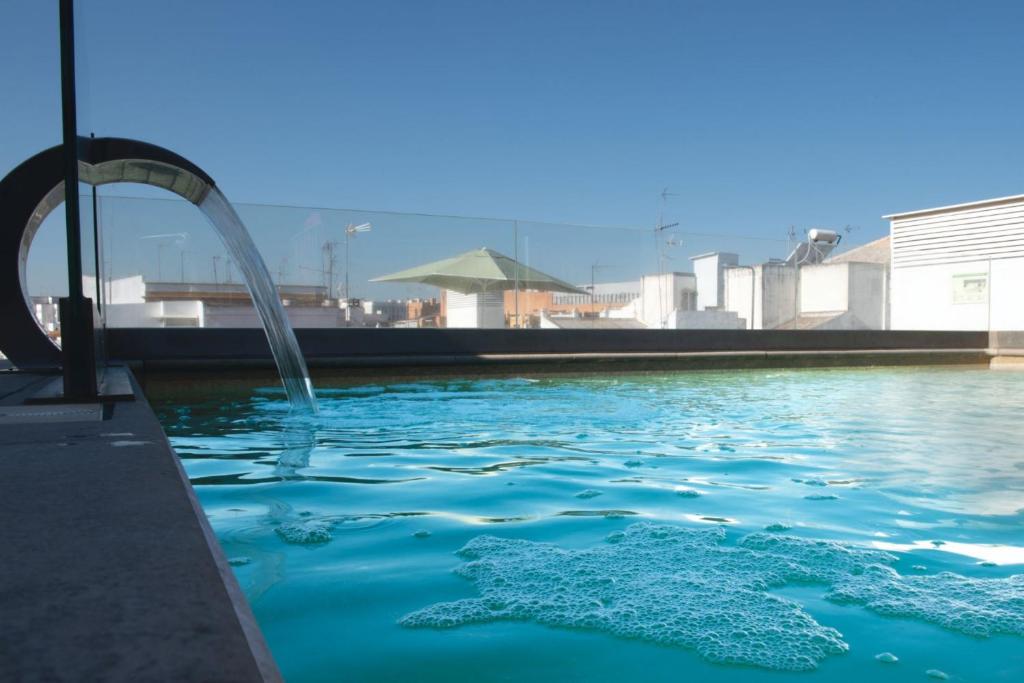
0, 137, 216, 369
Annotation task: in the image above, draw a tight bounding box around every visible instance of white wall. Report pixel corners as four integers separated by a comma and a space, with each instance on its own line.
691, 252, 739, 310
104, 302, 194, 327
445, 290, 505, 328
104, 301, 357, 328
846, 263, 887, 330
724, 268, 755, 329
800, 263, 850, 314
890, 257, 1024, 331
672, 310, 746, 329
890, 260, 990, 330
760, 264, 797, 329
204, 305, 350, 329
990, 258, 1024, 330
799, 262, 886, 329
637, 273, 697, 329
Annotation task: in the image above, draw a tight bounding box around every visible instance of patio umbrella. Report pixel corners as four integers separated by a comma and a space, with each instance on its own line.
370, 247, 586, 295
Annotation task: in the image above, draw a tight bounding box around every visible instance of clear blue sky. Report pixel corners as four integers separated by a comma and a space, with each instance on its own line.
3, 0, 1023, 295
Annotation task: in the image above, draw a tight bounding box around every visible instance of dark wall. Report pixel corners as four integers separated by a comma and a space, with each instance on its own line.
107, 328, 989, 365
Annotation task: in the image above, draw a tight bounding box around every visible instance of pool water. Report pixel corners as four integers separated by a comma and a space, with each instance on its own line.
155, 367, 1024, 682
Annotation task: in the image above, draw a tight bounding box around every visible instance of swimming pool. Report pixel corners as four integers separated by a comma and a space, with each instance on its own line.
156, 367, 1024, 682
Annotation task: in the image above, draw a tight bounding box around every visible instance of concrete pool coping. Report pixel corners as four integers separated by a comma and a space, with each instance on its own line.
0, 368, 281, 682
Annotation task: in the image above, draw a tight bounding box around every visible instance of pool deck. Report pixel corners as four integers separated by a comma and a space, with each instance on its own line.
0, 367, 280, 682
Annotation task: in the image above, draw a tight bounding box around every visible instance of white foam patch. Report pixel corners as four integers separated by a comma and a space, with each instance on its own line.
401, 523, 1024, 671
275, 519, 332, 544
827, 565, 1024, 637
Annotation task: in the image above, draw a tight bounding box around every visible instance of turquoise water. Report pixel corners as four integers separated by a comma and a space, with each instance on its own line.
156, 367, 1024, 682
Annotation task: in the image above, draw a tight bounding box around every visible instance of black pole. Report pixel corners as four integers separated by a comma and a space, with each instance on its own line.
60, 0, 83, 301
58, 0, 97, 399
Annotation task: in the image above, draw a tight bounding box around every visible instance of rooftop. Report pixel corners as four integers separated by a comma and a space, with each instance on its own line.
882, 193, 1024, 220
826, 236, 891, 265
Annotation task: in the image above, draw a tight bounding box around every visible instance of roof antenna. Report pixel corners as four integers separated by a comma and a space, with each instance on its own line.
654, 188, 680, 329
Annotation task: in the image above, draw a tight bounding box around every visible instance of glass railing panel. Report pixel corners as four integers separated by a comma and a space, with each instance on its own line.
23, 191, 902, 335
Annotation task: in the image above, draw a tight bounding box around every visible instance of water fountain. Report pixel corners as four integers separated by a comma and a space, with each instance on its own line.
0, 136, 318, 413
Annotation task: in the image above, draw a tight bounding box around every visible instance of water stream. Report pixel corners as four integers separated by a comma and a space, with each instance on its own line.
198, 188, 318, 413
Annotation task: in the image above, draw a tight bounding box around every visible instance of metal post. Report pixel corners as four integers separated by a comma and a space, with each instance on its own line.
90, 134, 101, 311
58, 0, 97, 399
326, 242, 335, 300
60, 0, 83, 303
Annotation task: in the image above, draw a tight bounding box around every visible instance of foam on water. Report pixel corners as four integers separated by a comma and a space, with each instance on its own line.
827, 565, 1024, 638
401, 523, 1024, 671
402, 524, 868, 670
275, 519, 333, 545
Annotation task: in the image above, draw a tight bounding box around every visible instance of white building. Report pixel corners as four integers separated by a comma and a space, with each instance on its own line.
363, 299, 407, 324
83, 275, 381, 328
790, 261, 887, 329
722, 236, 890, 330
551, 280, 642, 308
31, 296, 60, 335
723, 262, 798, 330
605, 272, 696, 329
886, 193, 1024, 331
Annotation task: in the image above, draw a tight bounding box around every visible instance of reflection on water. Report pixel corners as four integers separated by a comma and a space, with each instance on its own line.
872, 539, 1024, 566
158, 367, 1024, 682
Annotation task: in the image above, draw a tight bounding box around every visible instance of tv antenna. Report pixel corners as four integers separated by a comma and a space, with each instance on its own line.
344, 222, 372, 300
587, 262, 616, 326
140, 232, 188, 281
278, 256, 289, 285
654, 188, 680, 329
322, 240, 341, 299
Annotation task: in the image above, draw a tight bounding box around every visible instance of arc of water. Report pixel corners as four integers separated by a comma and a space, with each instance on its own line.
199, 189, 318, 413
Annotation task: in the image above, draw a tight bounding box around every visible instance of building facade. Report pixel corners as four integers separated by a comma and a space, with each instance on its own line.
886, 194, 1024, 331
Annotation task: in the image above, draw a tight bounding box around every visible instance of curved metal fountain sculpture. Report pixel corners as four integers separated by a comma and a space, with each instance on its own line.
0, 137, 317, 412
